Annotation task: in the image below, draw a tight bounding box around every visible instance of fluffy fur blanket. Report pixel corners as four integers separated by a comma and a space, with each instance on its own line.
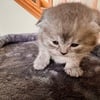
0, 36, 100, 100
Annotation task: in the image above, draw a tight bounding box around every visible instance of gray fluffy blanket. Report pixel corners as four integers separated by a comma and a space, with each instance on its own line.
0, 34, 100, 100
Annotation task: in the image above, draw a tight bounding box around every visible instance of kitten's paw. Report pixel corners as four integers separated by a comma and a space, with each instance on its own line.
64, 67, 83, 77
33, 58, 49, 70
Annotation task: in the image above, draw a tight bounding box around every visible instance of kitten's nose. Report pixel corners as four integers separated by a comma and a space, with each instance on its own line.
60, 52, 67, 55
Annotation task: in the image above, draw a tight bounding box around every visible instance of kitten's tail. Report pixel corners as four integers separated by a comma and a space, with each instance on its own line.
0, 33, 37, 47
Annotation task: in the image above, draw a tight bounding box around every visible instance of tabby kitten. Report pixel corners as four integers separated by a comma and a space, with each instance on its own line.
33, 3, 100, 77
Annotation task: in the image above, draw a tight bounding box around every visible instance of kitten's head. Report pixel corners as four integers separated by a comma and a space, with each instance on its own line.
36, 3, 100, 57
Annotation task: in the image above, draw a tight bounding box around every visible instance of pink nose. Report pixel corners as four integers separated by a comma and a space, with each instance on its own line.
60, 52, 67, 55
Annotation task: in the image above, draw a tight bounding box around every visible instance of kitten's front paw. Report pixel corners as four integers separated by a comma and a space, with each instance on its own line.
64, 67, 83, 77
33, 58, 49, 70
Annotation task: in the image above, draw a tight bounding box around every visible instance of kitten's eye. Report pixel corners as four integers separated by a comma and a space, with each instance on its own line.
71, 43, 79, 47
52, 41, 59, 45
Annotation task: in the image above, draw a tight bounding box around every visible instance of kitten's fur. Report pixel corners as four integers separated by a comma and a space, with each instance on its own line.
33, 3, 100, 77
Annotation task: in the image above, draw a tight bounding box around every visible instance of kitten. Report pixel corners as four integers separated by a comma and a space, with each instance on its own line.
33, 3, 100, 77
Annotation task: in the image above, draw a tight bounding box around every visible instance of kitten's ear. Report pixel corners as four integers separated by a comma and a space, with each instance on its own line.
36, 14, 44, 25
90, 21, 100, 33
33, 12, 45, 34
36, 10, 47, 27
93, 10, 100, 26
97, 32, 100, 44
35, 9, 50, 33
90, 21, 100, 44
33, 11, 45, 34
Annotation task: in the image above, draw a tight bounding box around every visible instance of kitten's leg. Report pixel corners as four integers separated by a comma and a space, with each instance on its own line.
64, 58, 83, 77
33, 48, 50, 70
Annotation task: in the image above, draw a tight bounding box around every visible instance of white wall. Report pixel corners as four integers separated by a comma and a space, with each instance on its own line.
0, 0, 37, 35
1, 0, 100, 35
